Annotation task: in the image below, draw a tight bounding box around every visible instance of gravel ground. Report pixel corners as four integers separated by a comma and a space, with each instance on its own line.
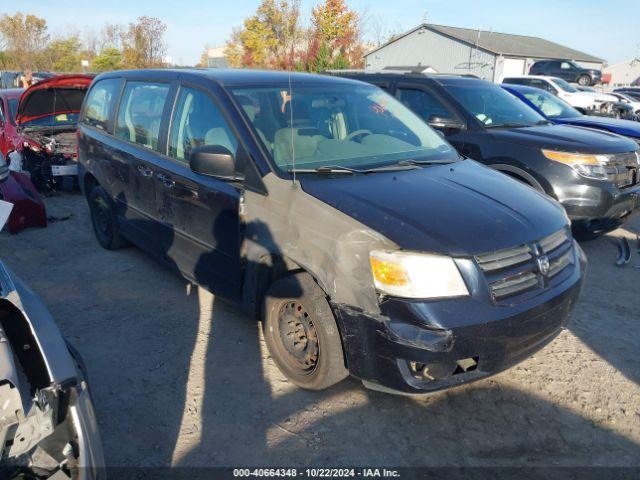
0, 192, 638, 468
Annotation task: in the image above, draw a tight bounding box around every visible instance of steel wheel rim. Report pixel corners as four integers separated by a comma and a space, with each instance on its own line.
275, 301, 319, 374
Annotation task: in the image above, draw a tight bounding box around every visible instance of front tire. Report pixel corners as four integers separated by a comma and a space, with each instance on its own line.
88, 185, 128, 250
578, 75, 591, 86
262, 273, 348, 390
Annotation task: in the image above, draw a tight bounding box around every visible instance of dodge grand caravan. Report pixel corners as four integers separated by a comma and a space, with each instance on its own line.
337, 72, 640, 235
77, 69, 585, 394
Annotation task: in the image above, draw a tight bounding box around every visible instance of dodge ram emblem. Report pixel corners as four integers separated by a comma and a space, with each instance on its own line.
537, 255, 550, 276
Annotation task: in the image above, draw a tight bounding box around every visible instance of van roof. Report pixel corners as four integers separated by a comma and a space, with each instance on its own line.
95, 68, 365, 87
332, 71, 494, 87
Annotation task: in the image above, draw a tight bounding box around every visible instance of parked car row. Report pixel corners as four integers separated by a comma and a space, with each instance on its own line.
340, 71, 640, 235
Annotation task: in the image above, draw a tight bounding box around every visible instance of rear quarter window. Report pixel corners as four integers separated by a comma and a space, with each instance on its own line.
81, 78, 121, 131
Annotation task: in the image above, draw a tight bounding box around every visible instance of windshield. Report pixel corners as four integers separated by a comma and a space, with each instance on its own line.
20, 113, 79, 128
552, 78, 579, 93
230, 84, 457, 172
522, 89, 582, 119
445, 84, 545, 127
7, 98, 18, 125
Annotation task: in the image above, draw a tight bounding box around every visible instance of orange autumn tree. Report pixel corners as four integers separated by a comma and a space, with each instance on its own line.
305, 0, 364, 72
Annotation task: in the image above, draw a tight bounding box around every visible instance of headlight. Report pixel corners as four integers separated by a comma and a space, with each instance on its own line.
369, 250, 469, 299
542, 149, 614, 180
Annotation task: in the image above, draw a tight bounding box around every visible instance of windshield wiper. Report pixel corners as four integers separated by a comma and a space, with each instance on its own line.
395, 159, 456, 166
288, 165, 360, 174
484, 123, 532, 129
535, 119, 553, 125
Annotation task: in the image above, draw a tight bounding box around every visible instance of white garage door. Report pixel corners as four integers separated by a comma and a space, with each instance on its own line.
500, 58, 526, 81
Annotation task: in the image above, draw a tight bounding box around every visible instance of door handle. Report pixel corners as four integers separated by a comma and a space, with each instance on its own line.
156, 173, 175, 188
137, 164, 154, 177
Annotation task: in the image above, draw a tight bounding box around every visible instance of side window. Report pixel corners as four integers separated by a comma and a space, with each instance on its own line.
560, 62, 571, 70
396, 87, 455, 121
115, 82, 170, 151
168, 87, 238, 163
81, 78, 120, 131
0, 101, 5, 125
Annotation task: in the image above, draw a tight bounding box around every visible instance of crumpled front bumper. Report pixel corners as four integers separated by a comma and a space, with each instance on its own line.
333, 244, 586, 395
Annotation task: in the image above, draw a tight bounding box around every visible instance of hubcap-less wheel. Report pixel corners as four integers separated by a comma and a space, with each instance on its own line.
91, 195, 112, 240
277, 301, 319, 374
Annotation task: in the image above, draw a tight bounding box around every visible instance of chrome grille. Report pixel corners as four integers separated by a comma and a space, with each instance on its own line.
475, 228, 575, 302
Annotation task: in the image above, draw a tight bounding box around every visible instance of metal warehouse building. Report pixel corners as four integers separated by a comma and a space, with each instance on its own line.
365, 24, 605, 82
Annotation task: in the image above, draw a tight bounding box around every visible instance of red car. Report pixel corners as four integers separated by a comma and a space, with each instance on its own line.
0, 88, 46, 233
0, 74, 93, 233
0, 88, 23, 159
12, 74, 93, 190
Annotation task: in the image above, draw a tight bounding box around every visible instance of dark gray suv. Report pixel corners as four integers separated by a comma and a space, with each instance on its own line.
529, 60, 602, 86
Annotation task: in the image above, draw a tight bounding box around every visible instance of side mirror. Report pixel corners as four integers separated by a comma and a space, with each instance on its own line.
428, 115, 465, 132
189, 145, 239, 180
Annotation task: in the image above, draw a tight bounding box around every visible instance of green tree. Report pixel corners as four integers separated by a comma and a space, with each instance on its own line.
121, 16, 167, 69
225, 0, 302, 69
0, 12, 49, 71
45, 36, 82, 72
92, 47, 123, 71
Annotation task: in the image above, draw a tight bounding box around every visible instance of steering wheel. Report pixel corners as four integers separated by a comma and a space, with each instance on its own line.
345, 129, 373, 141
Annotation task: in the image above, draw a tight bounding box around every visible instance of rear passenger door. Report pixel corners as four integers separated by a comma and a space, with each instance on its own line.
112, 81, 173, 256
154, 83, 243, 300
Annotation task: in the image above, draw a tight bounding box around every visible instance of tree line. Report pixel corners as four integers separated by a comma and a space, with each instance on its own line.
1, 1, 383, 75
0, 13, 167, 73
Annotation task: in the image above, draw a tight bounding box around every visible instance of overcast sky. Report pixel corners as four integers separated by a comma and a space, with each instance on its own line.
1, 0, 638, 66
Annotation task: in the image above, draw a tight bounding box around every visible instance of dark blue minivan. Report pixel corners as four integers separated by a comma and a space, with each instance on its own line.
77, 69, 585, 394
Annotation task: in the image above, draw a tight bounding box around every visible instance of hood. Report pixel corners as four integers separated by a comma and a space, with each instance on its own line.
560, 92, 595, 108
300, 160, 568, 256
487, 124, 639, 153
16, 74, 93, 125
593, 93, 618, 103
558, 115, 640, 139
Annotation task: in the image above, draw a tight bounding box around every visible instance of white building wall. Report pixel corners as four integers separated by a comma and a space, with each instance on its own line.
365, 27, 497, 81
603, 59, 640, 86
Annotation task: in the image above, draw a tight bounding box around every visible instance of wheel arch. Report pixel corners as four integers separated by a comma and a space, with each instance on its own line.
490, 163, 550, 194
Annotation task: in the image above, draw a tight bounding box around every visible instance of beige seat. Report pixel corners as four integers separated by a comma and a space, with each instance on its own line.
273, 100, 326, 164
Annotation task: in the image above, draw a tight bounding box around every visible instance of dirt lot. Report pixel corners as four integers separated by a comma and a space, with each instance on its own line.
1, 192, 639, 468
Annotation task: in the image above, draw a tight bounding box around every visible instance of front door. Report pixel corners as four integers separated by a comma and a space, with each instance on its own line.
154, 84, 243, 300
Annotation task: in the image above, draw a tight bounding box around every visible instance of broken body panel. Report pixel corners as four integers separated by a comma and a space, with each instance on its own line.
0, 205, 104, 478
13, 75, 93, 191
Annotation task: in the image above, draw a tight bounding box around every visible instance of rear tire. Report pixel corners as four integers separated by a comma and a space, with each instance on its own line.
578, 75, 591, 86
262, 272, 348, 390
88, 185, 128, 250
